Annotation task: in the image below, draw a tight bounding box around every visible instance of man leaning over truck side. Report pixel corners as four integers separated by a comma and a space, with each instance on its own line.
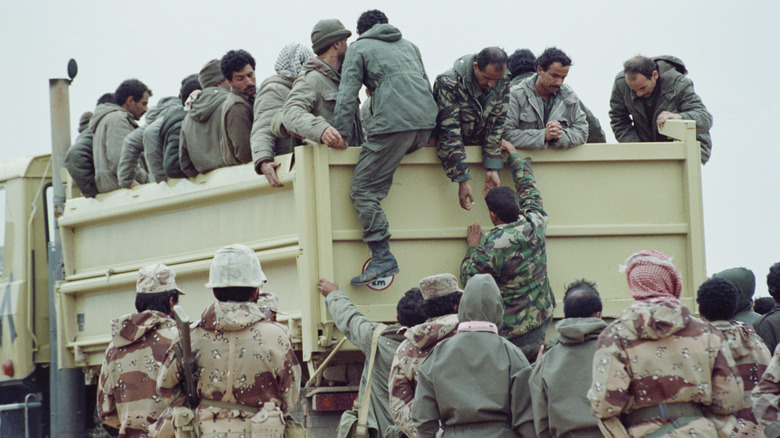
219, 49, 257, 167
460, 140, 555, 362
433, 47, 510, 211
331, 9, 437, 286
157, 244, 301, 438
317, 278, 427, 438
97, 264, 183, 437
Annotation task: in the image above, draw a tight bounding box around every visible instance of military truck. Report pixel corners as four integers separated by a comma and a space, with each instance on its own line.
0, 77, 706, 437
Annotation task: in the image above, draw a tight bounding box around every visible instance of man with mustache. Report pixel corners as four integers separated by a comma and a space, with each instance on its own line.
220, 49, 257, 166
503, 47, 587, 150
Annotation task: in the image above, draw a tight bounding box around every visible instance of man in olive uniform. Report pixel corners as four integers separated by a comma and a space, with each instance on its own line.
331, 10, 437, 286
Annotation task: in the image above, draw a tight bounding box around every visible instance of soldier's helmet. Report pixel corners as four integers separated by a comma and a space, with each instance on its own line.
137, 263, 184, 294
205, 244, 267, 289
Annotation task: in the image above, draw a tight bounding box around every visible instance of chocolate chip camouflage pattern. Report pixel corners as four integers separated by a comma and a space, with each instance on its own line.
460, 152, 554, 338
751, 345, 780, 437
97, 310, 179, 437
388, 313, 459, 437
587, 302, 744, 438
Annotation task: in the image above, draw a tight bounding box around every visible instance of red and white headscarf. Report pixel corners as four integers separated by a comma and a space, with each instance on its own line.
620, 250, 682, 304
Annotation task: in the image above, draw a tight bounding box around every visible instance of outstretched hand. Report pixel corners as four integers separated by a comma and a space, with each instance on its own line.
458, 181, 474, 210
317, 278, 339, 297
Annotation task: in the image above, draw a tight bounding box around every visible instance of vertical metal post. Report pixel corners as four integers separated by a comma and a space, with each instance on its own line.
48, 78, 85, 438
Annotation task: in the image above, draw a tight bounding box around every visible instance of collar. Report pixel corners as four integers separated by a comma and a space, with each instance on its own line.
457, 321, 498, 334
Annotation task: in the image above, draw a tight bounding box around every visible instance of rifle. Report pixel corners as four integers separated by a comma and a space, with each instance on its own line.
172, 305, 199, 408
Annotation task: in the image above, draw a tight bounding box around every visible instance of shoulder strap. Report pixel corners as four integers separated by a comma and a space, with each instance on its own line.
355, 323, 387, 436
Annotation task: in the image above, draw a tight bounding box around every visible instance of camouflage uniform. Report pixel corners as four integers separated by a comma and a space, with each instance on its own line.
587, 301, 744, 438
710, 320, 770, 438
388, 313, 459, 437
752, 345, 780, 437
97, 310, 178, 437
157, 301, 301, 436
433, 54, 509, 183
460, 152, 555, 346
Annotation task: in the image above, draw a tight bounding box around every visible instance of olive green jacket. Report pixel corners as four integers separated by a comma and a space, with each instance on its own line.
179, 86, 229, 177
609, 56, 712, 164
89, 103, 140, 193
250, 74, 295, 172
220, 89, 254, 166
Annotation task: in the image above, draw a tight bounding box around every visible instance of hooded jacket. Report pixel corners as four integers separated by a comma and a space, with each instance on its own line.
118, 96, 179, 187
529, 317, 607, 438
65, 119, 98, 197
389, 313, 459, 437
713, 267, 761, 325
179, 86, 230, 177
333, 23, 437, 141
587, 302, 743, 438
609, 56, 713, 164
159, 106, 187, 178
250, 74, 295, 172
504, 74, 588, 150
433, 54, 510, 183
97, 310, 178, 437
220, 89, 254, 166
157, 301, 301, 432
90, 102, 139, 193
413, 274, 534, 438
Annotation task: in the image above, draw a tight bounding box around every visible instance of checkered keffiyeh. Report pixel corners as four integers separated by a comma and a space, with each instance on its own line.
620, 250, 682, 302
274, 43, 314, 78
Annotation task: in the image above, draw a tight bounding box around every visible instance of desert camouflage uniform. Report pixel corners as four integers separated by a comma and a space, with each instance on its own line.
460, 151, 554, 340
433, 54, 509, 183
587, 301, 744, 438
752, 344, 780, 438
710, 320, 770, 438
97, 310, 178, 437
157, 301, 300, 436
389, 314, 459, 437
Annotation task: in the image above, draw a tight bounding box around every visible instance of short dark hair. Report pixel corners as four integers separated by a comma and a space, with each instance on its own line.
97, 93, 114, 105
135, 290, 178, 313
623, 55, 656, 79
508, 49, 536, 78
114, 79, 151, 106
563, 280, 602, 318
475, 47, 508, 71
754, 296, 776, 315
696, 278, 738, 321
180, 74, 202, 106
357, 9, 388, 34
423, 292, 462, 319
536, 47, 572, 71
213, 286, 256, 302
769, 262, 780, 300
485, 186, 519, 223
220, 50, 256, 82
397, 288, 427, 327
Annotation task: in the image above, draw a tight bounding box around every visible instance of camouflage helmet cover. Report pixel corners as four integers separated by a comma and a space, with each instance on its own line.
205, 244, 267, 289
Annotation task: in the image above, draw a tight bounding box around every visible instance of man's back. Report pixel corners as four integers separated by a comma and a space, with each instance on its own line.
90, 103, 137, 193
179, 86, 229, 176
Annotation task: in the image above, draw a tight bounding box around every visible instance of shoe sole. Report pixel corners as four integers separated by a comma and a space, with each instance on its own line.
350, 266, 400, 286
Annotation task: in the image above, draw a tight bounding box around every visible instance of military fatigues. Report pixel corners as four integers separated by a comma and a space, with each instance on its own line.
157, 301, 301, 437
460, 152, 555, 359
388, 314, 459, 437
97, 311, 178, 437
587, 301, 744, 438
609, 56, 713, 164
710, 320, 770, 437
529, 317, 607, 438
220, 89, 254, 166
433, 54, 509, 183
751, 345, 780, 437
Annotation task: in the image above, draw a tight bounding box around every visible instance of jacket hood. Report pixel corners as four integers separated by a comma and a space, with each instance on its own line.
654, 56, 687, 75
189, 86, 230, 123
614, 301, 691, 340
260, 74, 294, 91
302, 57, 340, 84
88, 103, 126, 133
145, 96, 180, 124
357, 23, 402, 42
458, 274, 503, 325
712, 267, 756, 313
199, 301, 268, 331
711, 320, 758, 361
452, 53, 476, 84
110, 310, 175, 348
402, 313, 459, 349
556, 317, 608, 345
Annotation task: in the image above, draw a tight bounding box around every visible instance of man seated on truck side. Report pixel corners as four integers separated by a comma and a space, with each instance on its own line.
278, 19, 362, 149
460, 140, 555, 362
609, 55, 713, 164
433, 47, 510, 211
160, 74, 203, 179
65, 92, 113, 197
219, 49, 256, 167
91, 79, 152, 193
503, 47, 588, 151
317, 278, 427, 438
97, 264, 183, 437
157, 244, 301, 437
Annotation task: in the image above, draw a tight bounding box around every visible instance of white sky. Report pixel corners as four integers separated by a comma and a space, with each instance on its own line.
0, 0, 778, 294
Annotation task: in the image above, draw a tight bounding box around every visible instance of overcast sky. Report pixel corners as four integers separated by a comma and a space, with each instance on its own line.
0, 0, 777, 294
